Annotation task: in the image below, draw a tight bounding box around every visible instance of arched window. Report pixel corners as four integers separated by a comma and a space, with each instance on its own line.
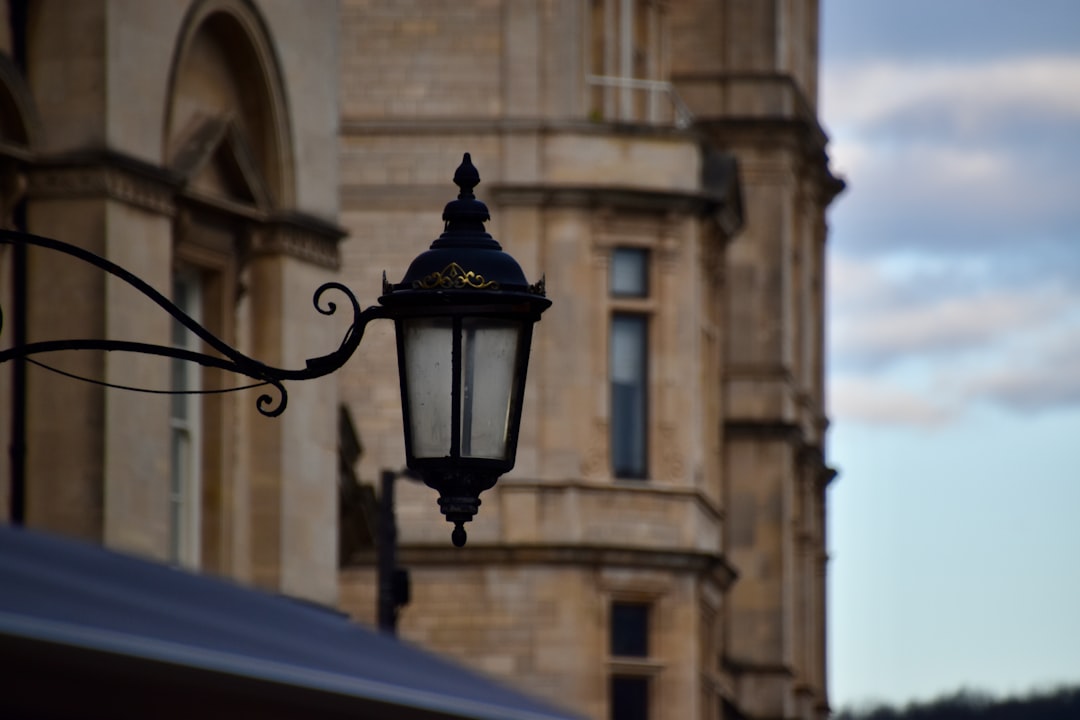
162, 0, 293, 572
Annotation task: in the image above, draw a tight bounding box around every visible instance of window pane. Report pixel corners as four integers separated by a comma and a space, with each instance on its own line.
611, 602, 649, 656
611, 314, 647, 478
170, 357, 188, 419
460, 318, 522, 460
170, 269, 201, 569
610, 248, 648, 297
401, 317, 454, 459
169, 428, 188, 564
171, 272, 199, 419
610, 676, 649, 720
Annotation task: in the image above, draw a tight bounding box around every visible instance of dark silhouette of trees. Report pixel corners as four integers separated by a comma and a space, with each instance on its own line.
834, 685, 1080, 720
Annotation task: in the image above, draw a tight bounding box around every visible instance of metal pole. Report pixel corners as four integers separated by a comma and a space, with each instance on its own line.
377, 468, 397, 634
9, 231, 26, 525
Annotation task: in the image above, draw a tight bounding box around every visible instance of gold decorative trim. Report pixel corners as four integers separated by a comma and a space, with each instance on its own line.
414, 262, 499, 290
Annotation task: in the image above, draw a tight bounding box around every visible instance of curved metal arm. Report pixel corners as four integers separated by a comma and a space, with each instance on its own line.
0, 230, 386, 417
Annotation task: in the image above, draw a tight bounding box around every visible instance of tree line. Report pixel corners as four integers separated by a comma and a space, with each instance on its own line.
834, 685, 1080, 720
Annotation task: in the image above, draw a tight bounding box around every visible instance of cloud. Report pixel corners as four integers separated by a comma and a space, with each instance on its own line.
822, 1, 1080, 66
825, 56, 1080, 135
823, 54, 1080, 265
829, 252, 1080, 415
830, 255, 1072, 370
829, 376, 955, 427
821, 34, 1080, 422
965, 365, 1080, 413
830, 251, 1080, 418
956, 326, 1080, 413
834, 288, 1067, 364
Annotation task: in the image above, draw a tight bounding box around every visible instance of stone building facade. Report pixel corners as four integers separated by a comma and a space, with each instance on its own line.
0, 0, 345, 605
0, 2, 841, 719
336, 2, 842, 720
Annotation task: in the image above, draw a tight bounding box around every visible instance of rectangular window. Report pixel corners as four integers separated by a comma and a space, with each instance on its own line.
588, 0, 669, 124
609, 247, 649, 479
610, 676, 649, 720
610, 601, 651, 720
611, 247, 648, 297
170, 269, 202, 568
611, 602, 649, 656
610, 314, 647, 478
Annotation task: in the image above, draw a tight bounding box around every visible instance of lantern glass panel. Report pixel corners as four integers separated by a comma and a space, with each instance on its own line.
402, 317, 454, 458
460, 317, 522, 460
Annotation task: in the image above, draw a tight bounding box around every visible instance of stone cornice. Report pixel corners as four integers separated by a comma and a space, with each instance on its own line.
27, 149, 179, 217
250, 211, 346, 270
672, 71, 822, 134
347, 544, 738, 590
673, 71, 846, 204
724, 363, 796, 383
491, 183, 729, 219
696, 117, 845, 205
722, 657, 795, 679
727, 421, 837, 486
725, 420, 804, 443
23, 149, 346, 268
501, 477, 725, 524
340, 116, 697, 141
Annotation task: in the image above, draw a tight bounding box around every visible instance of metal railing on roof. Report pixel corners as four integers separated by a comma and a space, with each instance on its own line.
586, 74, 694, 129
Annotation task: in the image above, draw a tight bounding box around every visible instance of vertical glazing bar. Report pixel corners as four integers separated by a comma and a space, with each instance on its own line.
461, 323, 477, 457
450, 316, 462, 458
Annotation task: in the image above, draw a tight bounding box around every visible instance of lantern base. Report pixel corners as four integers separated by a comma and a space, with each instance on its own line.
437, 496, 481, 547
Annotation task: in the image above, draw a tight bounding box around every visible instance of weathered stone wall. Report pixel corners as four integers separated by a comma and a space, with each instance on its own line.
343, 560, 711, 720
6, 0, 345, 605
337, 1, 837, 719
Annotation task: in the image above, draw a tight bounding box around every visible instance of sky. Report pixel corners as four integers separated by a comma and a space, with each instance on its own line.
821, 0, 1080, 710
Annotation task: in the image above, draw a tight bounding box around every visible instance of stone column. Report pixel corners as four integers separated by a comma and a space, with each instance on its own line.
247, 227, 341, 605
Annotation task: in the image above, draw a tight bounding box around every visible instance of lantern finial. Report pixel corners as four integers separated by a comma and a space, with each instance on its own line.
441, 152, 491, 234
453, 153, 480, 199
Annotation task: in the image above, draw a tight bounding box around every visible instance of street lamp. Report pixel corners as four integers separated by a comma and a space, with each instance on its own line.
0, 153, 550, 546
380, 153, 550, 546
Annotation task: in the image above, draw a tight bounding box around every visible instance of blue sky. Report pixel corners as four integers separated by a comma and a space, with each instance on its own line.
821, 0, 1080, 709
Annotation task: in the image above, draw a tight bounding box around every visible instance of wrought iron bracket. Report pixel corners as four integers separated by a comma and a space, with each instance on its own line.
0, 230, 384, 417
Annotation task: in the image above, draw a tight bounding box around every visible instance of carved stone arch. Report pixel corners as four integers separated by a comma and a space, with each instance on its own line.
163, 0, 294, 209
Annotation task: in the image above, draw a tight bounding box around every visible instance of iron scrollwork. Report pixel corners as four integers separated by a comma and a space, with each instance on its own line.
0, 230, 384, 417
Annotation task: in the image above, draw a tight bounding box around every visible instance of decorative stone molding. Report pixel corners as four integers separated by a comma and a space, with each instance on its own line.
27, 153, 178, 217
722, 658, 796, 679
339, 116, 693, 139
351, 544, 738, 591
24, 151, 346, 269
724, 419, 804, 443
492, 183, 729, 219
249, 212, 345, 270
